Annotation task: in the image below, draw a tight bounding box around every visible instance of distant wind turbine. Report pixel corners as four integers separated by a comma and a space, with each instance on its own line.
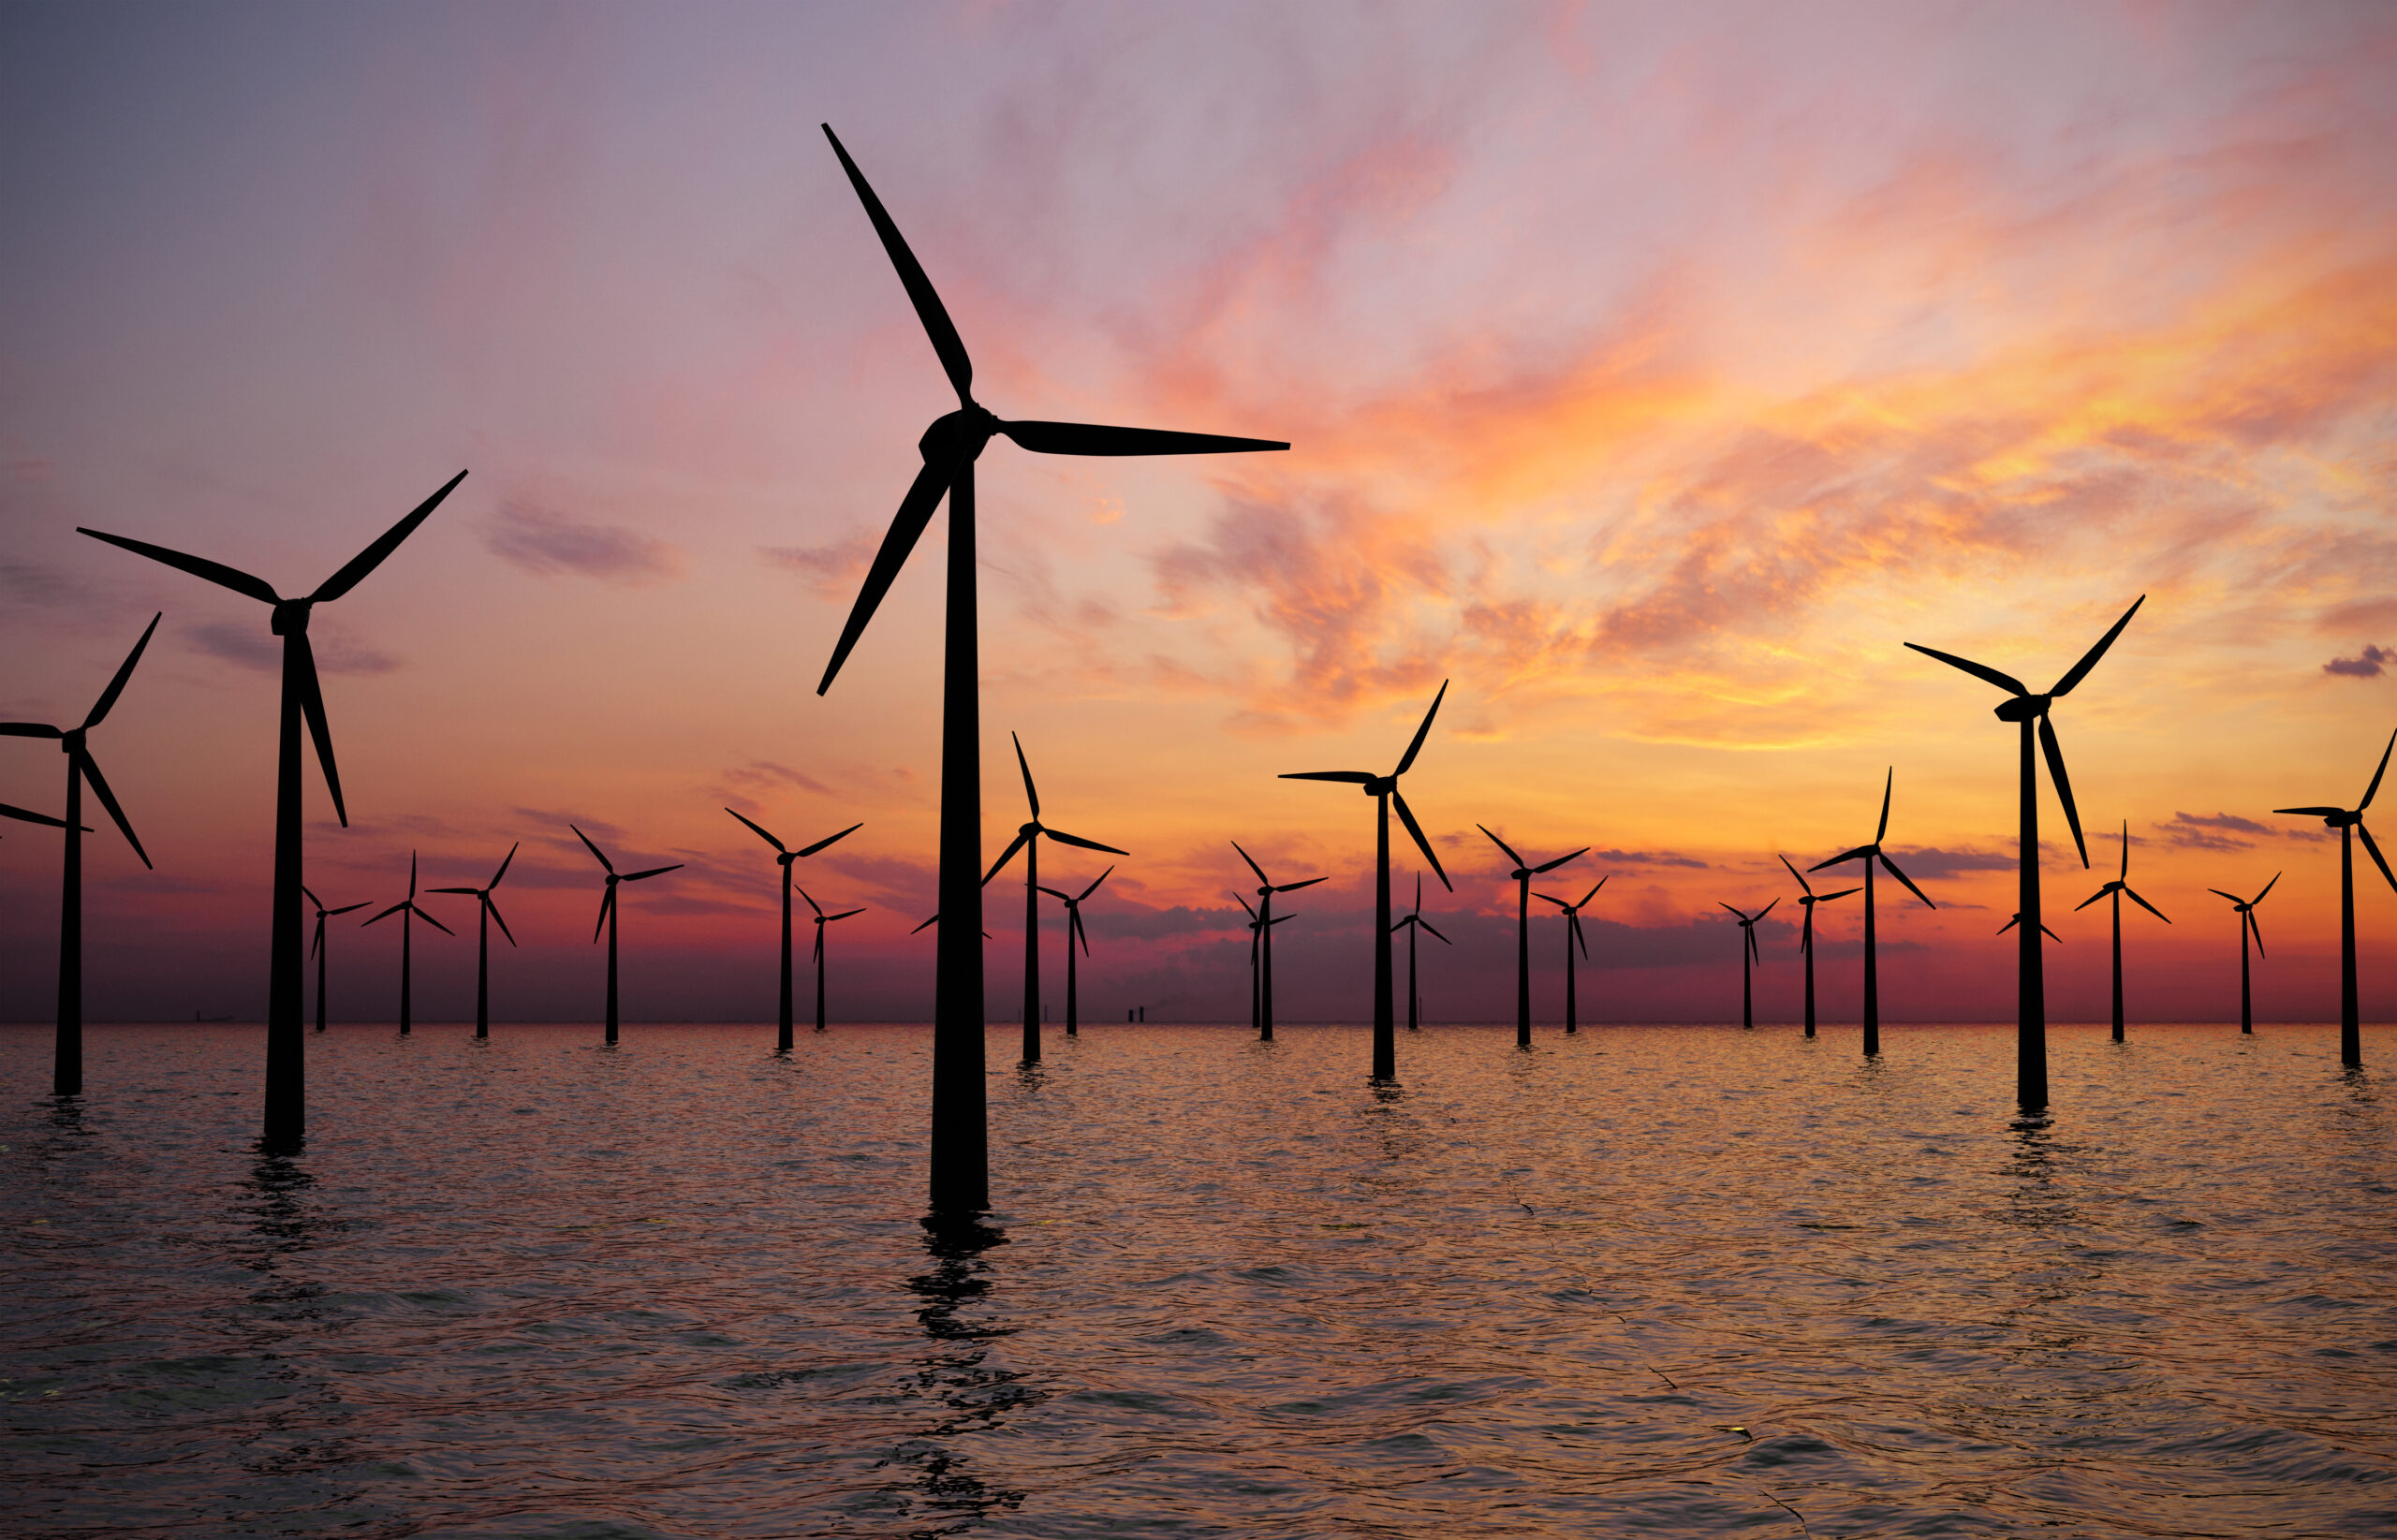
1535, 879, 1607, 1034
1478, 827, 1587, 1048
81, 470, 466, 1144
1721, 900, 1779, 1030
813, 125, 1286, 1213
1907, 595, 2143, 1107
726, 811, 861, 1051
574, 826, 683, 1045
2072, 821, 2169, 1044
984, 735, 1125, 1065
302, 887, 370, 1033
1231, 843, 1324, 1044
2275, 726, 2396, 1066
1281, 681, 1452, 1079
1234, 890, 1298, 1037
1778, 855, 1858, 1041
800, 887, 866, 1034
1809, 770, 1935, 1057
2207, 875, 2278, 1036
1037, 867, 1113, 1038
362, 854, 452, 1035
2, 612, 159, 1096
429, 844, 519, 1040
1390, 874, 1449, 1033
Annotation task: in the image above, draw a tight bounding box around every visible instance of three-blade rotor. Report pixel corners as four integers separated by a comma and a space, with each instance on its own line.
2274, 726, 2397, 896
364, 852, 455, 937
983, 735, 1128, 884
1808, 769, 1936, 910
1280, 681, 1453, 889
2074, 820, 2169, 923
574, 825, 684, 940
429, 843, 522, 946
1, 611, 162, 867
2208, 874, 2279, 956
1478, 825, 1587, 884
1778, 853, 1859, 954
1720, 898, 1780, 963
1037, 865, 1114, 957
302, 884, 372, 957
1536, 878, 1607, 959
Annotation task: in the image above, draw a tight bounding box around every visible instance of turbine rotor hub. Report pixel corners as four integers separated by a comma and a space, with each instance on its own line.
1993, 694, 2051, 723
270, 599, 313, 636
919, 405, 999, 463
2329, 810, 2360, 829
1364, 776, 1396, 797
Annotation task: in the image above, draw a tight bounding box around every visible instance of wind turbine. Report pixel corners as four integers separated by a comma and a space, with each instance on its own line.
726, 811, 861, 1051
1037, 867, 1113, 1038
429, 843, 519, 1040
982, 735, 1125, 1064
799, 887, 866, 1034
1390, 874, 1449, 1033
302, 887, 370, 1033
81, 470, 466, 1144
574, 826, 682, 1045
1478, 827, 1587, 1048
1281, 681, 1452, 1078
2207, 875, 2278, 1036
812, 126, 1287, 1213
1808, 770, 1935, 1057
1231, 843, 1324, 1044
1720, 900, 1779, 1029
2275, 726, 2396, 1066
362, 853, 451, 1035
1233, 890, 1297, 1037
1535, 879, 1606, 1034
1778, 855, 1858, 1041
1907, 595, 2143, 1107
1, 612, 158, 1096
2072, 821, 2169, 1044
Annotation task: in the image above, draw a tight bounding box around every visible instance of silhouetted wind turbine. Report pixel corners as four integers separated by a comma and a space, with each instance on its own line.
1721, 900, 1779, 1030
727, 811, 861, 1051
1907, 595, 2143, 1108
574, 826, 682, 1045
799, 887, 866, 1034
1535, 879, 1606, 1034
2207, 874, 2277, 1036
813, 125, 1286, 1212
2, 612, 158, 1096
1809, 770, 1935, 1057
362, 854, 451, 1035
2276, 726, 2396, 1066
1281, 682, 1452, 1078
1390, 874, 1448, 1033
1478, 827, 1587, 1048
302, 887, 370, 1033
1233, 890, 1296, 1037
1037, 867, 1112, 1038
2073, 821, 2169, 1044
81, 471, 465, 1145
429, 844, 518, 1040
983, 735, 1125, 1065
1778, 855, 1858, 1041
1231, 843, 1324, 1044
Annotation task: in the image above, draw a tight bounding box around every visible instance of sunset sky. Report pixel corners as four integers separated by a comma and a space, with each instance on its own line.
4, 1, 2393, 1027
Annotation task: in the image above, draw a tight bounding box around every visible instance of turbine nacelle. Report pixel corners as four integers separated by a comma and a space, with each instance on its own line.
269, 598, 314, 636
1993, 694, 2052, 724
919, 405, 999, 463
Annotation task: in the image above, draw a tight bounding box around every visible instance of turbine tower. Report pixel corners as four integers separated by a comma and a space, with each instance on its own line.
813, 125, 1286, 1213
1281, 682, 1452, 1079
2072, 821, 2169, 1044
362, 853, 451, 1035
1907, 595, 2143, 1108
1721, 900, 1779, 1030
1037, 867, 1113, 1038
1535, 879, 1606, 1034
1779, 855, 1857, 1041
1, 612, 159, 1096
2206, 875, 2277, 1036
983, 735, 1125, 1065
1478, 826, 1587, 1048
302, 887, 370, 1033
574, 826, 682, 1045
726, 811, 860, 1051
2275, 727, 2396, 1066
1390, 874, 1449, 1032
1809, 770, 1935, 1057
429, 844, 520, 1039
1230, 843, 1324, 1044
81, 470, 466, 1145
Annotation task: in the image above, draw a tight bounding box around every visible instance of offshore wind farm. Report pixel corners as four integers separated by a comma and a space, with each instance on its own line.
3, 7, 2393, 1537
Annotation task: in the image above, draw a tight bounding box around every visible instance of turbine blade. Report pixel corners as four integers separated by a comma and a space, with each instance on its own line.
302, 884, 322, 910
0, 802, 70, 829
2041, 923, 2062, 943
328, 901, 372, 916
820, 124, 974, 402
911, 913, 938, 935
796, 822, 862, 858
1719, 902, 1748, 919
2253, 872, 2280, 905
2275, 806, 2344, 817
2073, 888, 2107, 911
491, 842, 518, 887
1477, 824, 1524, 868
999, 419, 1287, 457
572, 825, 616, 874
414, 905, 455, 936
1043, 829, 1127, 856
2247, 909, 2265, 958
1531, 846, 1588, 875
1572, 913, 1588, 960
1279, 770, 1376, 784
813, 927, 824, 964
1393, 679, 1449, 776
1878, 853, 1934, 910
1800, 907, 1814, 953
1394, 791, 1449, 889
1079, 866, 1114, 901
1811, 845, 1874, 872
1419, 918, 1450, 946
310, 918, 324, 958
1232, 891, 1257, 920
408, 852, 419, 900
427, 886, 479, 894
1779, 854, 1813, 895
0, 723, 66, 739
624, 864, 682, 881
982, 829, 1033, 886
1275, 876, 1328, 893
594, 885, 614, 943
77, 528, 279, 604
2038, 714, 2088, 868
487, 895, 518, 946
1073, 908, 1089, 956
2362, 727, 2396, 812
2124, 887, 2170, 924
1011, 731, 1039, 818
726, 807, 787, 853
1535, 891, 1567, 909
1996, 916, 2020, 934
1904, 641, 2028, 697
2206, 889, 2243, 903
364, 902, 406, 926
1757, 897, 1778, 919
2049, 594, 2145, 697
1749, 926, 1760, 964
1819, 887, 1860, 902
310, 472, 467, 603
816, 454, 959, 695
1876, 767, 1892, 843
828, 908, 865, 922
1580, 879, 1605, 905
83, 612, 162, 728
74, 749, 149, 868
2359, 822, 2397, 897
290, 631, 346, 826
1270, 914, 1293, 927
2118, 818, 2129, 884
1230, 841, 1269, 885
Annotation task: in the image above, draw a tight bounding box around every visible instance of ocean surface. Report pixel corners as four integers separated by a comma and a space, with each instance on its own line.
2, 1020, 2392, 1539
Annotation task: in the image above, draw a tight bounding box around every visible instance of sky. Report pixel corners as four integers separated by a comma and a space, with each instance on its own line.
3, 0, 2394, 1027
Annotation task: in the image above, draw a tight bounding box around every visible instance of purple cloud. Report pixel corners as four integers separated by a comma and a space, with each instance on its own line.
2324, 644, 2391, 678
486, 502, 680, 583
189, 622, 396, 676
